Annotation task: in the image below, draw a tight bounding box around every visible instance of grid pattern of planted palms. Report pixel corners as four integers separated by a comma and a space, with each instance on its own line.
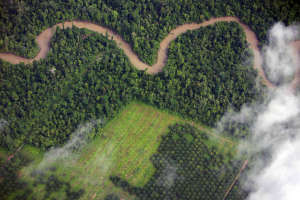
110, 124, 247, 200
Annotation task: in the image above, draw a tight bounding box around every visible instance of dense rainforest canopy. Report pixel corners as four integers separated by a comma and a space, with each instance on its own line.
0, 0, 299, 199
0, 0, 299, 64
1, 22, 258, 150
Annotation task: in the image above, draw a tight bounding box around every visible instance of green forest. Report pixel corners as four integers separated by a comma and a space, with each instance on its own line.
0, 22, 258, 151
0, 0, 299, 199
1, 0, 299, 64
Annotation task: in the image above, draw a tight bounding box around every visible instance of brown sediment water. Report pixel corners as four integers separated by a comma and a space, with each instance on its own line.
2, 18, 299, 197
291, 41, 300, 90
0, 17, 299, 89
0, 16, 281, 88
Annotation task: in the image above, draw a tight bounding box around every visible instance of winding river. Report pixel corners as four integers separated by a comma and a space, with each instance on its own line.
0, 16, 299, 89
1, 17, 299, 199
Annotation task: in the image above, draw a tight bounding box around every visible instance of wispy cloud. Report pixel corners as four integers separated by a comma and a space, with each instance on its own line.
263, 22, 299, 84
0, 119, 8, 131
216, 22, 300, 200
38, 119, 103, 169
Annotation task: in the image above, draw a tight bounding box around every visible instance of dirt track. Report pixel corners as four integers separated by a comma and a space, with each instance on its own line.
1, 18, 299, 199
2, 16, 296, 88
223, 160, 248, 200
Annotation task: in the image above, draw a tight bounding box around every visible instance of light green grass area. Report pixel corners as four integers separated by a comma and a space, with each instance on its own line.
21, 145, 44, 161
0, 147, 8, 165
16, 101, 235, 200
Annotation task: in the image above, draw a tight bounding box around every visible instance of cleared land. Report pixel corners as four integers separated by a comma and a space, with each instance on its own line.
9, 102, 236, 200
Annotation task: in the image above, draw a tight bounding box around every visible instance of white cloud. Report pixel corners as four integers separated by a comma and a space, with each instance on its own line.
263, 22, 299, 84
217, 22, 300, 200
247, 139, 300, 200
245, 23, 300, 200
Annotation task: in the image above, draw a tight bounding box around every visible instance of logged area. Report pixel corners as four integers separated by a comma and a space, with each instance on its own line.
6, 102, 237, 199
0, 0, 299, 200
